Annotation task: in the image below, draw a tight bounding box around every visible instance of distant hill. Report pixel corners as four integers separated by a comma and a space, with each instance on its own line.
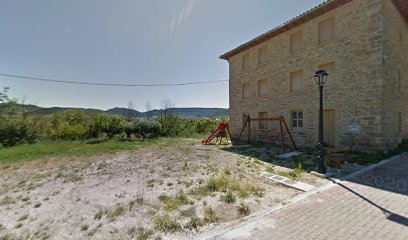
141, 108, 228, 118
104, 107, 141, 116
10, 104, 228, 118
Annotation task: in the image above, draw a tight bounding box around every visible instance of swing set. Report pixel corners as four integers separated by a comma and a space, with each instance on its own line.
238, 115, 297, 152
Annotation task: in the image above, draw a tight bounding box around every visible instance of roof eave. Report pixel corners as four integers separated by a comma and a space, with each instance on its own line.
219, 0, 353, 61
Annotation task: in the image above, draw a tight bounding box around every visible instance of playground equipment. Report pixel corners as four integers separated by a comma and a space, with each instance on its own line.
202, 123, 231, 144
239, 115, 297, 151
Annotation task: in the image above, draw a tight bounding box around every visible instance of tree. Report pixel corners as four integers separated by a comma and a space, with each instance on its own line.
124, 119, 161, 141
0, 87, 37, 146
145, 101, 153, 119
91, 114, 124, 139
0, 87, 10, 104
158, 99, 181, 136
125, 101, 137, 120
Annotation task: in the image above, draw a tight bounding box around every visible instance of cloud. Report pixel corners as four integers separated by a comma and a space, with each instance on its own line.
166, 0, 195, 35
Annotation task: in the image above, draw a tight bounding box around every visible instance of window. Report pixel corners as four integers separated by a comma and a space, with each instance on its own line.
319, 62, 336, 85
258, 79, 268, 97
319, 17, 335, 43
242, 53, 250, 69
258, 112, 268, 129
290, 31, 303, 53
290, 70, 304, 92
258, 46, 268, 64
292, 111, 303, 128
242, 83, 250, 99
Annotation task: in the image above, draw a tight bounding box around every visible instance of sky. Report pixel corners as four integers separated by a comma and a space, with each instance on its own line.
0, 0, 325, 111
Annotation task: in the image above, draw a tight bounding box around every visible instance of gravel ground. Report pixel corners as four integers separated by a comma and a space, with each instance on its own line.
0, 139, 329, 240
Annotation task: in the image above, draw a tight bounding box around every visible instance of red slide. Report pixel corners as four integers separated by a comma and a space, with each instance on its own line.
202, 123, 226, 144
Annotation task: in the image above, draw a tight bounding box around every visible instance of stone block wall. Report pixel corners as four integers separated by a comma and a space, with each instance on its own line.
228, 0, 407, 151
381, 0, 408, 150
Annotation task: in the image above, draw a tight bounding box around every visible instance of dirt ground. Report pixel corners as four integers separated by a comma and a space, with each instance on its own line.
0, 139, 328, 240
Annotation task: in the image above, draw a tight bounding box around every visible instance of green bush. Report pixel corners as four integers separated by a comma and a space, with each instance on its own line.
0, 119, 37, 147
158, 114, 183, 136
51, 122, 88, 140
90, 114, 125, 139
124, 119, 161, 140
193, 119, 218, 134
0, 88, 37, 146
50, 110, 90, 140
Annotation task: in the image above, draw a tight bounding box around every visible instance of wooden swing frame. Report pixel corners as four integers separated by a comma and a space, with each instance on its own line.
215, 123, 232, 145
238, 115, 297, 151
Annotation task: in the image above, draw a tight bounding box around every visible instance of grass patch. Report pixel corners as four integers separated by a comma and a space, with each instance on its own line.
237, 202, 250, 216
278, 167, 303, 180
158, 191, 191, 211
154, 214, 181, 233
180, 206, 196, 218
191, 175, 265, 199
203, 206, 218, 223
0, 138, 170, 164
106, 204, 126, 221
266, 165, 275, 173
129, 195, 144, 211
223, 166, 232, 175
80, 224, 89, 231
185, 215, 203, 230
206, 175, 230, 192
128, 226, 154, 240
94, 209, 104, 220
220, 191, 236, 204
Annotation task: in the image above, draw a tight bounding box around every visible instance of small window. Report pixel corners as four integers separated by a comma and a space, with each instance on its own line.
319, 17, 335, 43
242, 83, 250, 99
258, 46, 268, 64
292, 111, 303, 128
242, 53, 250, 69
258, 112, 268, 130
290, 31, 303, 53
319, 62, 336, 85
258, 79, 268, 97
290, 70, 304, 92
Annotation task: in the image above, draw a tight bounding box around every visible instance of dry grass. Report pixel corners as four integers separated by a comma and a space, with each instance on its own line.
0, 137, 328, 239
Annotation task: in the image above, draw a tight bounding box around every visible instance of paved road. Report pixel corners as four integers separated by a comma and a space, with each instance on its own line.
211, 154, 408, 240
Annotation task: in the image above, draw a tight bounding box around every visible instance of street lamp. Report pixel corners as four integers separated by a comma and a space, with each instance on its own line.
314, 69, 328, 174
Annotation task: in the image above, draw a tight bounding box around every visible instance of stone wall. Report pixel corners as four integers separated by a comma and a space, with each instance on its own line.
228, 0, 399, 151
381, 0, 408, 150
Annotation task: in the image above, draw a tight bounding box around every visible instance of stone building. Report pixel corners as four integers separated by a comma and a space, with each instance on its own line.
220, 0, 408, 151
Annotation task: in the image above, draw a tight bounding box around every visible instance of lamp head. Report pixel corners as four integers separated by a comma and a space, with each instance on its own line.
314, 69, 329, 86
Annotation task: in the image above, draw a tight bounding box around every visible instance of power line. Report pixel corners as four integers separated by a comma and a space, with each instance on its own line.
0, 72, 228, 87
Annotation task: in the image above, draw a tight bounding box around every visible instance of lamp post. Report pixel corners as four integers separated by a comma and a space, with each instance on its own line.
314, 70, 328, 174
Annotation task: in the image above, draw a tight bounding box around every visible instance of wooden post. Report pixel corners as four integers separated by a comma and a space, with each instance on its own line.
225, 124, 232, 144
282, 117, 298, 150
248, 116, 251, 143
279, 119, 285, 152
238, 117, 248, 141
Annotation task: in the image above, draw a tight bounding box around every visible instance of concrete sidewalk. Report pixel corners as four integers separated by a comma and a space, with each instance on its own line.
207, 154, 408, 240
